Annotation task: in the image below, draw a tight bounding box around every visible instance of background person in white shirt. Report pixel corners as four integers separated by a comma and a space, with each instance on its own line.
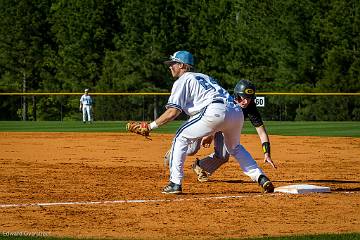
79, 89, 93, 123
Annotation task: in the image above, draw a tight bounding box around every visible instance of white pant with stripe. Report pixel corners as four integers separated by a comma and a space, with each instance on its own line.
168, 102, 264, 185
187, 131, 230, 174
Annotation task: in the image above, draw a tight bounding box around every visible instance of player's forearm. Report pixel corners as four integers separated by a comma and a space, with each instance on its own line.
256, 125, 271, 156
150, 108, 181, 129
256, 125, 270, 143
157, 108, 180, 125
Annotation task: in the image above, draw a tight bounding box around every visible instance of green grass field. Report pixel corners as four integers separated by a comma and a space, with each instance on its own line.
0, 121, 359, 137
244, 233, 360, 240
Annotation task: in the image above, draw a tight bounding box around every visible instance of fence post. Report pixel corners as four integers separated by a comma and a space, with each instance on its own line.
153, 96, 158, 120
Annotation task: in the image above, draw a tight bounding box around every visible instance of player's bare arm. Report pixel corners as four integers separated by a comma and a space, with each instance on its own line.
126, 108, 181, 137
256, 125, 270, 144
152, 107, 181, 128
256, 125, 276, 169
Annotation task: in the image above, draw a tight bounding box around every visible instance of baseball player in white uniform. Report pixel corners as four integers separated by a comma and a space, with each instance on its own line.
146, 50, 274, 194
187, 80, 276, 183
79, 89, 93, 123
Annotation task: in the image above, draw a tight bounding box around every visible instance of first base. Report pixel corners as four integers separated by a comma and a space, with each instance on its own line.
274, 184, 331, 194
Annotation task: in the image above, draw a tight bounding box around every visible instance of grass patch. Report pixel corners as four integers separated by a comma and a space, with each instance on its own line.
0, 121, 123, 132
244, 232, 360, 239
0, 121, 359, 137
258, 121, 360, 137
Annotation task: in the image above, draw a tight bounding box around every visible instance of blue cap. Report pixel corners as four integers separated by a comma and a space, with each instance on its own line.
164, 50, 194, 66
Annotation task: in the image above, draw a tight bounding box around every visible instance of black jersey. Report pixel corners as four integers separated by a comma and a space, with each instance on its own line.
241, 100, 263, 127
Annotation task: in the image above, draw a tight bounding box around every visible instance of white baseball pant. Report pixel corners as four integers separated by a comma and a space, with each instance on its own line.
82, 105, 92, 122
168, 102, 264, 185
187, 131, 229, 174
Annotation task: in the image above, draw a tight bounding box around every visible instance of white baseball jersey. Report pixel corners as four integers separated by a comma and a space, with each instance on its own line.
166, 72, 232, 116
80, 94, 93, 122
80, 95, 93, 105
166, 72, 265, 186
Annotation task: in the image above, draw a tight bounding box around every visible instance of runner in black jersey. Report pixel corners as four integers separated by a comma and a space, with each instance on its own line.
188, 79, 277, 183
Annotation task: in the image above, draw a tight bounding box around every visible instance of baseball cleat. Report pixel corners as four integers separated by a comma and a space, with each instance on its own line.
258, 175, 274, 193
191, 159, 209, 182
162, 182, 182, 194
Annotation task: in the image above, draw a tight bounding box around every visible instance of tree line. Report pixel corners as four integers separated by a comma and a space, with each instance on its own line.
0, 0, 359, 121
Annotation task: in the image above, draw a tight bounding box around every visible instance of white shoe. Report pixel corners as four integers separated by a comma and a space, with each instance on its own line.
191, 159, 209, 182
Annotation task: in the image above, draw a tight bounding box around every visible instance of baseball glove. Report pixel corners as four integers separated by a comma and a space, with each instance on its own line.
126, 121, 150, 136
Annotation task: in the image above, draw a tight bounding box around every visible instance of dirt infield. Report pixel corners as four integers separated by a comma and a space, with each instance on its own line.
0, 132, 359, 240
